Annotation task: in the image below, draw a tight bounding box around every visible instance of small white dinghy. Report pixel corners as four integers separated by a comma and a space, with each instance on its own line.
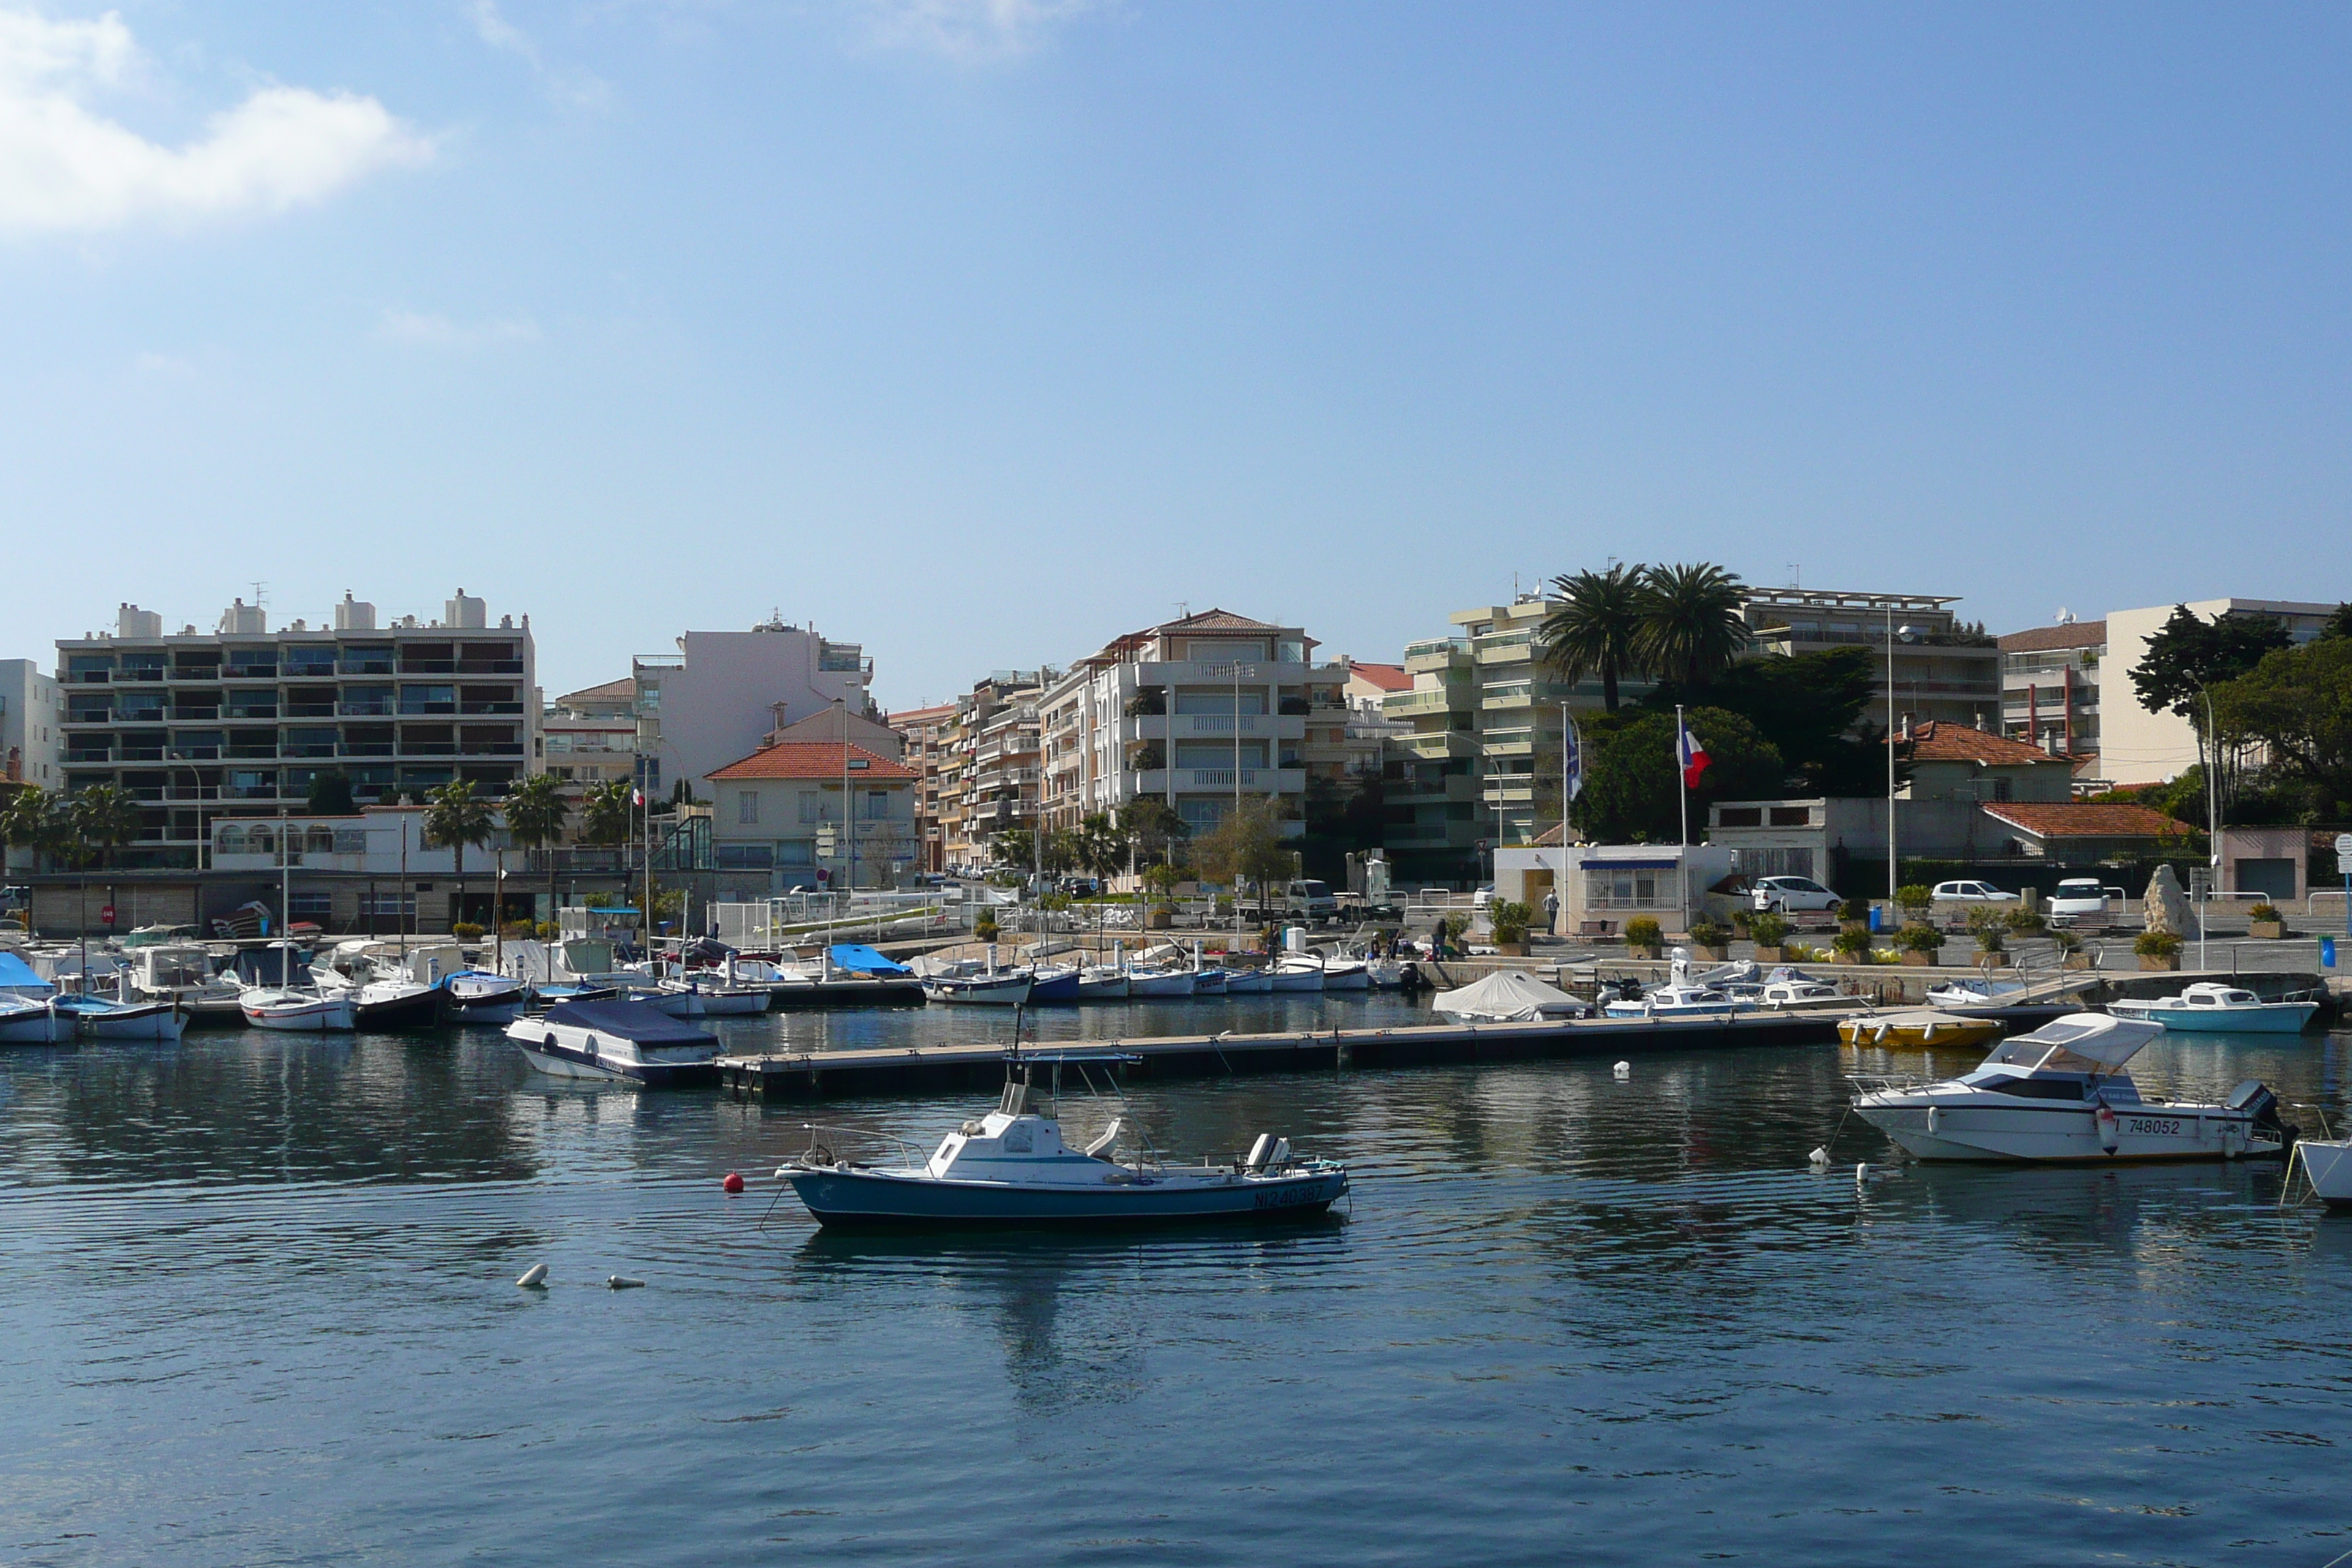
240, 987, 358, 1032
1852, 1011, 2295, 1164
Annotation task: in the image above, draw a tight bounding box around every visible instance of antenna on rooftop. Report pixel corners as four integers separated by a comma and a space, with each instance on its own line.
250, 581, 268, 610
1786, 564, 1801, 589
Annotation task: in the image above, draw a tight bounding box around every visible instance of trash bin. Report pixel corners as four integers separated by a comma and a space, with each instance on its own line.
1868, 904, 1885, 934
2323, 936, 2337, 970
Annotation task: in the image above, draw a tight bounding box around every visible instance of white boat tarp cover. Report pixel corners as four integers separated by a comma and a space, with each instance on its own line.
542, 998, 717, 1047
1981, 1011, 2160, 1072
1432, 969, 1583, 1022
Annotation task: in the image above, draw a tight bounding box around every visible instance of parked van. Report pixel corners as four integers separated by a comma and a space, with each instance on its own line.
1284, 879, 1339, 922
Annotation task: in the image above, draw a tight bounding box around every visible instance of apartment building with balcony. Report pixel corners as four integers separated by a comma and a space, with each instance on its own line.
1740, 588, 2000, 731
543, 677, 639, 804
887, 701, 957, 874
1035, 611, 1332, 843
2097, 598, 2337, 785
631, 618, 873, 801
56, 592, 537, 870
1997, 619, 2105, 786
931, 674, 1046, 870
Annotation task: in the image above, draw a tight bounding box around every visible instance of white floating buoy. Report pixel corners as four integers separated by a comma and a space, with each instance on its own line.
608, 1275, 646, 1291
516, 1263, 549, 1289
1612, 1060, 1631, 1080
1855, 1162, 1891, 1184
1807, 1147, 1831, 1170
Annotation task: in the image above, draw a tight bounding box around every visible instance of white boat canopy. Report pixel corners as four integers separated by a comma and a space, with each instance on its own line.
1431, 969, 1585, 1023
1979, 1011, 2162, 1074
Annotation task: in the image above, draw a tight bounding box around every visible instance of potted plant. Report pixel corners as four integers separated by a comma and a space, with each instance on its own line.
1730, 907, 1753, 939
1839, 897, 1872, 925
1967, 908, 2010, 968
2248, 902, 2285, 940
1748, 911, 1789, 962
2134, 930, 2185, 970
1489, 899, 1534, 956
452, 921, 484, 943
1896, 883, 1934, 922
1686, 916, 1731, 962
973, 912, 1000, 944
1896, 923, 1944, 966
1624, 915, 1663, 960
2052, 927, 2091, 969
2002, 908, 2047, 938
1831, 924, 1874, 964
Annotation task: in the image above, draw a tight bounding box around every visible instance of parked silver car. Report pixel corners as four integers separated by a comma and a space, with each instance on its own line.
1750, 875, 1842, 913
1931, 880, 2019, 903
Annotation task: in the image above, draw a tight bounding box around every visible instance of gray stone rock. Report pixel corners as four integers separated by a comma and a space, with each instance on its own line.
2144, 864, 2192, 935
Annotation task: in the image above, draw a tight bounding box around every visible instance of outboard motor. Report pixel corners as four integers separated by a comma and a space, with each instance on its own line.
1613, 976, 1646, 1003
2225, 1080, 2296, 1150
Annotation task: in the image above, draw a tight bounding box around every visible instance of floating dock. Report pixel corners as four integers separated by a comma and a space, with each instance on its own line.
717, 1005, 1869, 1100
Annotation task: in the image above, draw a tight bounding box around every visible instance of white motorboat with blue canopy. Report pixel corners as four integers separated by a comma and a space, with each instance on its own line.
505, 998, 720, 1087
774, 1052, 1349, 1228
1852, 1011, 2294, 1164
2107, 983, 2319, 1035
0, 951, 68, 1044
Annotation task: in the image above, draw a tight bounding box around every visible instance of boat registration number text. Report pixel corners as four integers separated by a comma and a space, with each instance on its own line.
2122, 1117, 2185, 1137
1253, 1184, 1322, 1210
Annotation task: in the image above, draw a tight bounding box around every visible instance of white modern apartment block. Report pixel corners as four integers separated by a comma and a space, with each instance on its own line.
1037, 611, 1332, 840
1, 657, 61, 788
632, 619, 872, 800
56, 593, 537, 871
543, 677, 639, 802
2097, 598, 2337, 785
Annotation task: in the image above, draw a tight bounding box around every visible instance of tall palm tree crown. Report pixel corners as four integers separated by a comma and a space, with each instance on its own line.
502, 774, 570, 934
1635, 562, 1751, 688
70, 785, 143, 870
1537, 564, 1648, 713
423, 780, 496, 929
1, 785, 72, 871
581, 778, 636, 846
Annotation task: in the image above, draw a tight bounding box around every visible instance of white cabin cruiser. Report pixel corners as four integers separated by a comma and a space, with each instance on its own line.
2107, 983, 2319, 1035
1602, 950, 1759, 1019
311, 941, 441, 1030
1852, 1011, 2293, 1164
124, 943, 246, 1026
776, 1052, 1348, 1228
505, 998, 720, 1087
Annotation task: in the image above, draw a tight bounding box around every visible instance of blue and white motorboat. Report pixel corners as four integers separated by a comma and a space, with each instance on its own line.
55, 990, 187, 1041
2108, 983, 2319, 1035
440, 969, 527, 1025
776, 1052, 1348, 1228
1602, 950, 1758, 1019
0, 954, 69, 1044
1027, 964, 1083, 1003
1075, 964, 1130, 1000
505, 998, 720, 1087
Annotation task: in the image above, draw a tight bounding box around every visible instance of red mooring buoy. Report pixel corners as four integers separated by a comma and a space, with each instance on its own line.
722, 1171, 745, 1194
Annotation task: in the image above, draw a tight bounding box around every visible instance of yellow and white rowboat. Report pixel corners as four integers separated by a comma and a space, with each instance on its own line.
1836, 1010, 2004, 1050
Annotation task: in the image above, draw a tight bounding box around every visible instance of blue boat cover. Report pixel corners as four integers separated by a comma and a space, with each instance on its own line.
0, 951, 54, 995
543, 998, 717, 1045
828, 943, 911, 976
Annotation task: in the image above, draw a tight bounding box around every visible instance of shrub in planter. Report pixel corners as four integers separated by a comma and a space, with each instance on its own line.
1623, 915, 1663, 957
1687, 917, 1730, 958
1747, 911, 1789, 952
973, 915, 1000, 943
452, 921, 484, 942
1831, 925, 1874, 962
2133, 930, 2184, 970
1839, 897, 1872, 924
2248, 902, 2285, 938
1730, 908, 1753, 938
1489, 900, 1534, 951
1896, 883, 1934, 919
2002, 908, 2047, 936
1896, 924, 1944, 966
1967, 908, 2007, 952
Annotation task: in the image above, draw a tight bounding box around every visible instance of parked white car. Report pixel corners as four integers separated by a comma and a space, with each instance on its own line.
1750, 875, 1842, 913
2047, 878, 2113, 919
1932, 880, 2019, 903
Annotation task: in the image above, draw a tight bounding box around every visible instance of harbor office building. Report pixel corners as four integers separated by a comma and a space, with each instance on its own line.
1493, 836, 1738, 936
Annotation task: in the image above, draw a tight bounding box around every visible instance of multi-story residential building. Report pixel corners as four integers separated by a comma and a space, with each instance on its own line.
56, 593, 536, 870
2097, 598, 2336, 785
1035, 611, 1335, 843
887, 702, 957, 874
542, 678, 639, 805
1, 657, 61, 788
1997, 619, 2106, 787
1738, 588, 2001, 731
631, 619, 872, 801
1381, 630, 1484, 881
704, 740, 919, 895
957, 675, 1047, 865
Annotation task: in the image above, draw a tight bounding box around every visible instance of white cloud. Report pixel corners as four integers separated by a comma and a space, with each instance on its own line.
376, 309, 540, 348
856, 0, 1104, 61
467, 0, 609, 110
0, 7, 432, 234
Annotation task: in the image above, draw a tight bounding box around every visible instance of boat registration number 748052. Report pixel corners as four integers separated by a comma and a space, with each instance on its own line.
2125, 1117, 2185, 1137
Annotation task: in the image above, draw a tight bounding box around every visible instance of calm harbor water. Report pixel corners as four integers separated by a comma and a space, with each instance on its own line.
2, 996, 2349, 1566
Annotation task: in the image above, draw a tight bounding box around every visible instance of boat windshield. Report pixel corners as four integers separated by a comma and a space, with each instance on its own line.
1980, 1015, 2153, 1074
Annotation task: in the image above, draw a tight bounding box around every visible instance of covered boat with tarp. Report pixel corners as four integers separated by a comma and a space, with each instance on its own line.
505, 998, 720, 1087
1430, 969, 1590, 1023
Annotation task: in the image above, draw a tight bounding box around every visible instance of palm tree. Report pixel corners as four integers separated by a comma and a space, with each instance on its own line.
1, 784, 70, 875
1634, 562, 1750, 689
1539, 564, 1647, 712
422, 780, 496, 932
70, 784, 143, 871
581, 777, 635, 847
502, 773, 568, 936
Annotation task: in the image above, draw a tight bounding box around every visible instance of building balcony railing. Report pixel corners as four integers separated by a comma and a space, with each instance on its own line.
65, 750, 114, 764
338, 742, 395, 758
280, 743, 337, 758
169, 745, 221, 760
460, 743, 526, 757
460, 701, 525, 715
117, 746, 165, 762
222, 666, 279, 682
1383, 689, 1460, 716
167, 708, 221, 722
339, 659, 397, 676
340, 701, 396, 717
166, 785, 220, 801
282, 666, 339, 681
116, 712, 167, 725
283, 702, 337, 718
225, 746, 278, 761
222, 785, 279, 800
225, 708, 279, 721
113, 668, 165, 685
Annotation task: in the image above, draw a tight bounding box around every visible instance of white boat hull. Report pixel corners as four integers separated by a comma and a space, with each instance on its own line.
1223, 970, 1273, 995
922, 975, 1035, 1006
0, 1002, 70, 1045
2108, 1000, 2318, 1034
1857, 1101, 2281, 1164
61, 1002, 188, 1041
2293, 1139, 2352, 1207
1124, 971, 1198, 998
1265, 968, 1323, 993
241, 992, 358, 1032
1317, 963, 1371, 991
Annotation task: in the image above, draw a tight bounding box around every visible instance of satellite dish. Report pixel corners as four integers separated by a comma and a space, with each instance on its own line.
2055, 606, 2076, 625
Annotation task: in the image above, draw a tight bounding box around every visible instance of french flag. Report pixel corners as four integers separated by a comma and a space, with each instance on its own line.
1676, 718, 1710, 789
632, 786, 645, 808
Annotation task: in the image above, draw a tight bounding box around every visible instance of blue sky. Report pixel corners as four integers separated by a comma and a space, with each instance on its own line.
3, 2, 2345, 708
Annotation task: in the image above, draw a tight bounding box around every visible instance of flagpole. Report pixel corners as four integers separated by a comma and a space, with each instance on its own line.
1676, 704, 1691, 938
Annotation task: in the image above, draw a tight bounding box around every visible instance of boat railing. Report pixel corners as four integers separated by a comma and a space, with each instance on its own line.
791, 1122, 928, 1169
1845, 1072, 1928, 1095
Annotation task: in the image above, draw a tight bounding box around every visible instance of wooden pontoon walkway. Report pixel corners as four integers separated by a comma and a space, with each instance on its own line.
717, 1004, 1873, 1100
